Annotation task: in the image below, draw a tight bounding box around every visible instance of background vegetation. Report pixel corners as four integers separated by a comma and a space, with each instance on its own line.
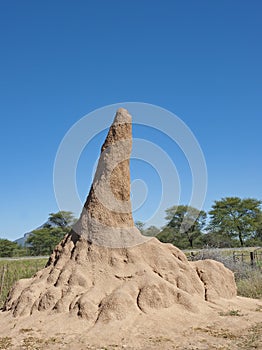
1, 196, 261, 258
156, 197, 262, 249
0, 211, 75, 257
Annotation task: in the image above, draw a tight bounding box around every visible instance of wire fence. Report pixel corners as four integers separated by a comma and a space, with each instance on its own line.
232, 249, 262, 266
187, 248, 262, 266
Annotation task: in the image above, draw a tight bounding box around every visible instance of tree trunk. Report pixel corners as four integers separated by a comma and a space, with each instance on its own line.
237, 226, 244, 246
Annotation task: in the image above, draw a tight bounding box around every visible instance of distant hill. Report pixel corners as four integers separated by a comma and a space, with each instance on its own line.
14, 232, 32, 247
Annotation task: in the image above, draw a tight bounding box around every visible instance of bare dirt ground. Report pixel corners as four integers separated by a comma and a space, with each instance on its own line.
0, 295, 261, 349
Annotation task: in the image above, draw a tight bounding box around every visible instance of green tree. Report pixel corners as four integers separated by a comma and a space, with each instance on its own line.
143, 226, 160, 237
27, 227, 69, 256
26, 211, 76, 256
254, 213, 262, 241
45, 211, 76, 228
0, 239, 21, 257
135, 221, 145, 233
157, 205, 206, 248
208, 197, 262, 246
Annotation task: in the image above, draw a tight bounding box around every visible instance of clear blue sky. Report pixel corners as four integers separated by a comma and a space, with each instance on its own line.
0, 1, 261, 240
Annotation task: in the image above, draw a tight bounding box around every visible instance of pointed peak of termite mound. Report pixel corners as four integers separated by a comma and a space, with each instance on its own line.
101, 108, 132, 153
113, 107, 132, 123
73, 108, 148, 248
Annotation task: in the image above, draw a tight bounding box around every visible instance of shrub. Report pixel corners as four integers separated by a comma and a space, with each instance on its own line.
236, 269, 262, 299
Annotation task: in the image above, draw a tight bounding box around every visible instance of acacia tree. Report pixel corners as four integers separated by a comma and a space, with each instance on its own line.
255, 213, 262, 241
143, 226, 160, 237
208, 197, 262, 246
135, 221, 145, 233
27, 227, 68, 256
44, 211, 76, 228
158, 205, 206, 248
134, 222, 160, 237
27, 211, 76, 255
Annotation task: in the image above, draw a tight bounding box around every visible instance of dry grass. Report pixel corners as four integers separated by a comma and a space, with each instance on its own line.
236, 269, 262, 299
0, 259, 47, 308
219, 309, 244, 317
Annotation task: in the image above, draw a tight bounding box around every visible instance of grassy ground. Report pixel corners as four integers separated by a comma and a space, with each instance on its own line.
236, 269, 262, 299
0, 259, 48, 308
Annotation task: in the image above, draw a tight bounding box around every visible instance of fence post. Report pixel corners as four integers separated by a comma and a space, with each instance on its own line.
250, 251, 255, 267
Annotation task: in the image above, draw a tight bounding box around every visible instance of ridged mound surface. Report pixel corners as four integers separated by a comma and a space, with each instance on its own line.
4, 234, 236, 322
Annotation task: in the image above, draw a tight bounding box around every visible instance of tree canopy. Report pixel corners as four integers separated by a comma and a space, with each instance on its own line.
143, 226, 160, 237
27, 227, 69, 256
0, 239, 22, 257
208, 197, 262, 246
135, 221, 145, 233
44, 211, 76, 228
157, 205, 206, 248
26, 211, 76, 255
